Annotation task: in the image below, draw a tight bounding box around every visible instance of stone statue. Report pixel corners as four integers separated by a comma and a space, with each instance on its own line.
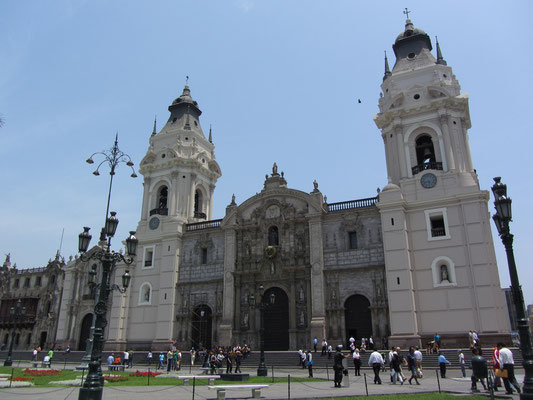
242, 311, 249, 327
313, 180, 318, 190
299, 285, 305, 301
272, 162, 278, 175
144, 287, 150, 302
299, 310, 305, 326
440, 265, 449, 282
231, 193, 236, 205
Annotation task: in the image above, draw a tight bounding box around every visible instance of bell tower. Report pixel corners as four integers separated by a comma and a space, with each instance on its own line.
106, 83, 222, 350
375, 17, 509, 347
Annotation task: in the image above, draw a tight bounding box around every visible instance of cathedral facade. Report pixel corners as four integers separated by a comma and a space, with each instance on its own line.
54, 18, 510, 352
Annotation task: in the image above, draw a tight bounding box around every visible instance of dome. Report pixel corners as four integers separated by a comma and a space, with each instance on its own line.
394, 19, 429, 44
171, 84, 199, 107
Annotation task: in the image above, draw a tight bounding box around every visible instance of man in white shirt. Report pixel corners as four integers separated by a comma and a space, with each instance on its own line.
414, 346, 423, 377
123, 351, 129, 367
368, 349, 384, 384
497, 343, 521, 395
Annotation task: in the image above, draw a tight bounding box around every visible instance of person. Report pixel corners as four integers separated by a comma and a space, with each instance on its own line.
468, 330, 475, 348
414, 346, 423, 378
438, 351, 450, 378
306, 350, 314, 377
32, 347, 38, 362
190, 347, 196, 366
368, 348, 384, 384
434, 332, 441, 349
369, 336, 374, 350
491, 346, 502, 391
43, 354, 51, 367
234, 350, 242, 373
47, 349, 54, 368
226, 350, 233, 373
458, 349, 466, 378
123, 350, 129, 368
407, 346, 420, 385
472, 330, 479, 346
498, 342, 521, 395
333, 346, 345, 387
321, 339, 328, 356
391, 350, 403, 384
107, 353, 114, 367
313, 337, 318, 353
158, 352, 165, 370
166, 350, 173, 372
470, 347, 487, 392
147, 350, 153, 366
388, 347, 395, 382
114, 354, 121, 365
300, 350, 307, 368
352, 348, 361, 376
128, 349, 134, 368
327, 344, 333, 359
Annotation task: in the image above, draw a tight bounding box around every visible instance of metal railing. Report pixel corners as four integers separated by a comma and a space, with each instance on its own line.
412, 161, 443, 175
149, 207, 168, 216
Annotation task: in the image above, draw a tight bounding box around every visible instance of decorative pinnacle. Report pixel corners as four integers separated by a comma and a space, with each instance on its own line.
152, 116, 157, 136
435, 36, 447, 65
209, 125, 213, 143
383, 51, 392, 81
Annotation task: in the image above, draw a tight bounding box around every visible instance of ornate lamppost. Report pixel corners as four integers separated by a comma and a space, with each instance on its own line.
3, 299, 26, 366
491, 177, 533, 399
77, 136, 138, 400
249, 284, 275, 376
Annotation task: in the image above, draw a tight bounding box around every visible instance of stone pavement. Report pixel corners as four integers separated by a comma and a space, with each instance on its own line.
0, 365, 523, 399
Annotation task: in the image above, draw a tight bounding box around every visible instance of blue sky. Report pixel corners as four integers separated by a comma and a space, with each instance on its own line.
1, 1, 532, 305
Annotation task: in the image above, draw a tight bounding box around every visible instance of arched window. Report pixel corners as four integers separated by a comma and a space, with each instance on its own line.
158, 186, 168, 209
194, 189, 206, 219
139, 282, 152, 305
415, 135, 436, 166
268, 226, 279, 246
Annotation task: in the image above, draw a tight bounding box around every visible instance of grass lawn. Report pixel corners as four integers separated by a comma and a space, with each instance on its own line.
0, 367, 316, 387
319, 395, 491, 400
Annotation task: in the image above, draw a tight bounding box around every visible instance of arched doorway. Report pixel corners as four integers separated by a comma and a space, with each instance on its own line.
78, 313, 93, 351
191, 305, 212, 350
263, 287, 289, 350
344, 295, 372, 346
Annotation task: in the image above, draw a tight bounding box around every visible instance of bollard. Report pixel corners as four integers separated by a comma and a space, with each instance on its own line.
436, 369, 441, 393
192, 376, 196, 400
364, 373, 368, 396
288, 374, 291, 400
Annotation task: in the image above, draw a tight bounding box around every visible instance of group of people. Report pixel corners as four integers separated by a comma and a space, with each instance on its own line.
106, 350, 135, 368
31, 346, 55, 367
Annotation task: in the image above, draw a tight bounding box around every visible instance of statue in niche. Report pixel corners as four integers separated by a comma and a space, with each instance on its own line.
242, 289, 249, 304
270, 261, 275, 275
440, 265, 449, 282
299, 310, 305, 326
242, 311, 249, 327
299, 285, 305, 301
331, 288, 337, 300
144, 286, 151, 302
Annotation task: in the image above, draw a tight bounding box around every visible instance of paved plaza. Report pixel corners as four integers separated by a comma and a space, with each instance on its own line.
0, 363, 522, 399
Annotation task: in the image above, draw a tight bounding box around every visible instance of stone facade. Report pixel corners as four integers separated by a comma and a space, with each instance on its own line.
0, 254, 64, 351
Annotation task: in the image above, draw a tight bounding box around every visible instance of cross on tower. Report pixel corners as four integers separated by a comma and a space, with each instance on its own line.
403, 8, 411, 19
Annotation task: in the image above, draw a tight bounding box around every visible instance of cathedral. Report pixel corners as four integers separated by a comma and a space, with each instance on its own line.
50, 17, 509, 351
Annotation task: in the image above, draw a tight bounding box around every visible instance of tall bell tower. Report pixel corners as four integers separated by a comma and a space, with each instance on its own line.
375, 17, 509, 347
106, 83, 222, 350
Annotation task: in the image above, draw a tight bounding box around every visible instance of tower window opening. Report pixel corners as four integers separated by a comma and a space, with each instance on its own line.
268, 226, 279, 246
430, 215, 446, 237
194, 190, 206, 219
408, 52, 415, 59
391, 218, 395, 226
414, 94, 420, 100
144, 248, 154, 267
413, 135, 442, 175
201, 248, 208, 264
14, 278, 19, 288
158, 186, 168, 209
24, 277, 30, 288
35, 276, 42, 287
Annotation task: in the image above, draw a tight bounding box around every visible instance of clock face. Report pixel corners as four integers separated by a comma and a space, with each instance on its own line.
149, 217, 160, 230
420, 173, 437, 188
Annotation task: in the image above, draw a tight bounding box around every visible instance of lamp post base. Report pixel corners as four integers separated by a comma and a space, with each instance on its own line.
257, 366, 268, 377
78, 386, 103, 400
3, 360, 12, 367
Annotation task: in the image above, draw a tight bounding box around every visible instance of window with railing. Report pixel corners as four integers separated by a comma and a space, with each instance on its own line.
425, 208, 451, 241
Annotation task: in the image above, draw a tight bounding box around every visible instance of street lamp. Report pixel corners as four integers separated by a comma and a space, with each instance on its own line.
491, 177, 533, 399
249, 284, 275, 376
3, 299, 26, 366
77, 136, 138, 400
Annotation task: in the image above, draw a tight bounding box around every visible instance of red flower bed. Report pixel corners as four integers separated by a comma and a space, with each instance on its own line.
23, 368, 61, 376
10, 376, 33, 381
128, 370, 163, 377
103, 375, 128, 382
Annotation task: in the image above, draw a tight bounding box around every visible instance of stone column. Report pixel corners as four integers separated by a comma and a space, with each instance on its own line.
308, 216, 326, 342
439, 110, 455, 171
219, 228, 236, 346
